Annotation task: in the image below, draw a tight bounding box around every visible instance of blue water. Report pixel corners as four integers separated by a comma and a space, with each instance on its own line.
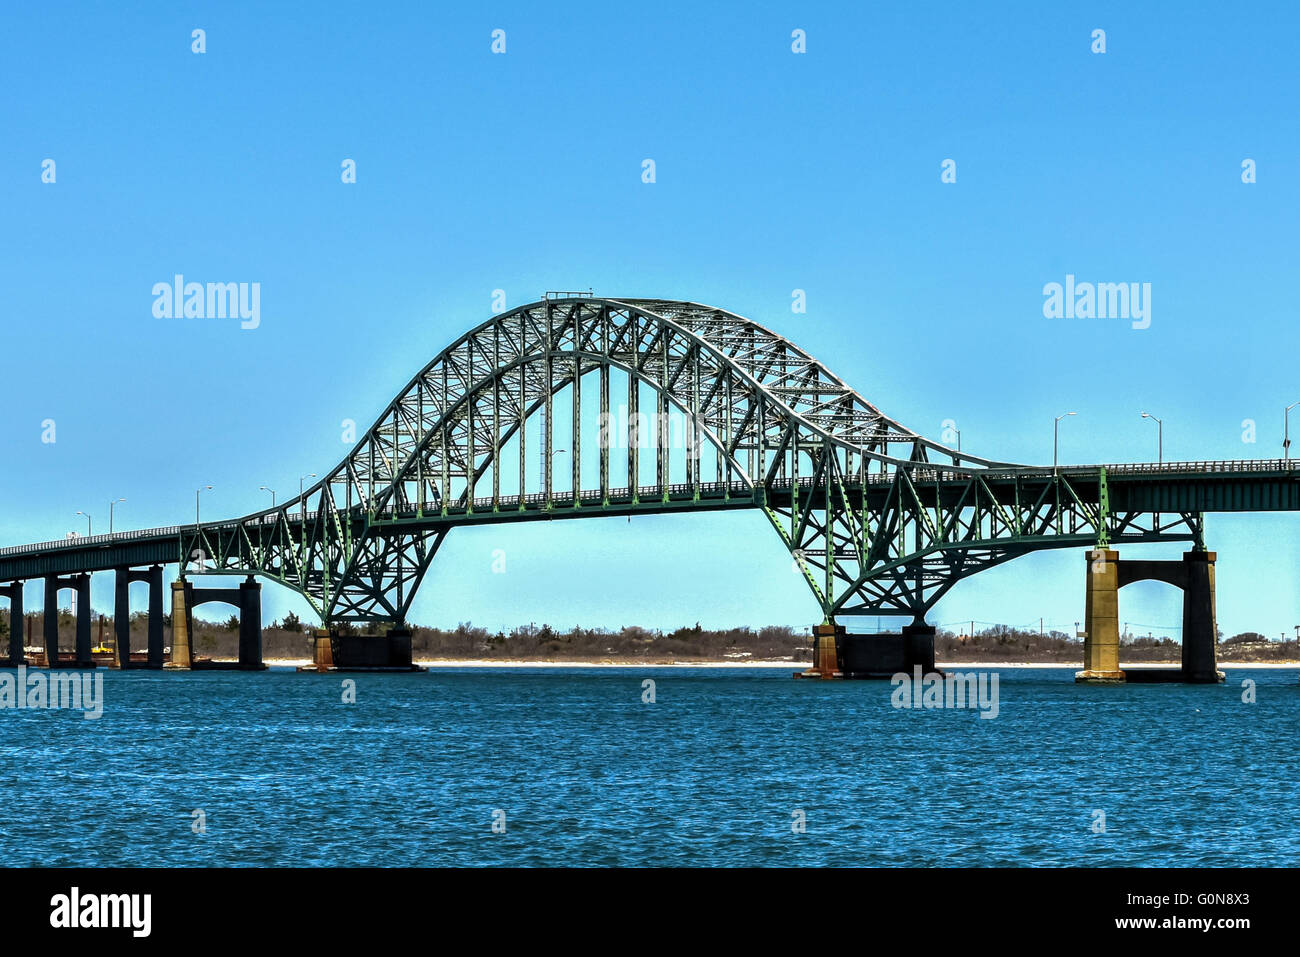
0, 666, 1296, 866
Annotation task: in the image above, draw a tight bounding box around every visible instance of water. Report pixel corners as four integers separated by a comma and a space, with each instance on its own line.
0, 666, 1295, 866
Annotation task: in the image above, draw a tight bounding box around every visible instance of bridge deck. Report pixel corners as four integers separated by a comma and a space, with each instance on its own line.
1, 459, 1296, 580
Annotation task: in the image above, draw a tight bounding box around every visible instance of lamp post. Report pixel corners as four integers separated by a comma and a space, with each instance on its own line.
260, 486, 276, 507
108, 498, 125, 533
1286, 402, 1300, 462
75, 511, 91, 536
299, 474, 317, 519
1053, 412, 1077, 470
1140, 411, 1163, 464
196, 485, 213, 525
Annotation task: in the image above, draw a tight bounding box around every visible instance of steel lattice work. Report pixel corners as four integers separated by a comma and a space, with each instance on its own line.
9, 297, 1296, 626
154, 296, 1218, 626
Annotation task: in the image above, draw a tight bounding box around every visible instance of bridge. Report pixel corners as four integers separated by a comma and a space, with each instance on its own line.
2, 296, 1297, 680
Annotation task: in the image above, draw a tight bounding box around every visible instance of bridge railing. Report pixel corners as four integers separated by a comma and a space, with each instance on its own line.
3, 459, 1295, 558
0, 525, 185, 558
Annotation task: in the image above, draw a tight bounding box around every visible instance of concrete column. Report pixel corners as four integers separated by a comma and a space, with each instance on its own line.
43, 574, 59, 667
1181, 551, 1224, 683
1077, 549, 1125, 683
802, 622, 843, 679
313, 629, 334, 671
147, 565, 164, 668
6, 583, 23, 666
115, 567, 131, 669
386, 626, 412, 667
165, 579, 192, 670
75, 574, 93, 667
238, 576, 263, 669
903, 622, 937, 674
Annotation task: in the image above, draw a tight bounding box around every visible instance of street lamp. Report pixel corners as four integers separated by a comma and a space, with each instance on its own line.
75, 511, 92, 536
108, 497, 125, 533
1285, 402, 1300, 462
196, 485, 213, 525
300, 473, 317, 518
1053, 412, 1077, 470
260, 486, 276, 507
1140, 411, 1163, 464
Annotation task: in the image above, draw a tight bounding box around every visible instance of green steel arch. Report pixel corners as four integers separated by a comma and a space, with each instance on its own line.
5, 295, 1296, 627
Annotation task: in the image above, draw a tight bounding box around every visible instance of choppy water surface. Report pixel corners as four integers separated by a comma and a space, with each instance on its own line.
0, 666, 1295, 866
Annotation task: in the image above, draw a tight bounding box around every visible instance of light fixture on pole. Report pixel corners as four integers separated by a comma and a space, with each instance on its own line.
260, 486, 276, 507
196, 485, 213, 525
300, 474, 317, 518
108, 498, 125, 533
1139, 411, 1163, 464
1286, 402, 1300, 462
75, 511, 92, 536
1053, 412, 1077, 470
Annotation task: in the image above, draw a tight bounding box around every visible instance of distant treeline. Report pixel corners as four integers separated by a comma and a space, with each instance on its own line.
0, 610, 1296, 663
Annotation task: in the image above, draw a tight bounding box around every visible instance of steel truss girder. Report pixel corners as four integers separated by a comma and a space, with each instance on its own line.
169, 298, 1190, 625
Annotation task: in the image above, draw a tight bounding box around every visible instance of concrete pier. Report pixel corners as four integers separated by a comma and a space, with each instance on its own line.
796, 622, 938, 679
165, 579, 193, 670
1078, 549, 1124, 682
74, 573, 92, 667
114, 564, 167, 669
147, 565, 164, 667
1077, 548, 1224, 684
796, 622, 843, 679
1, 582, 22, 666
312, 627, 423, 672
114, 568, 130, 668
1179, 551, 1221, 682
43, 574, 59, 667
184, 577, 267, 670
238, 576, 263, 669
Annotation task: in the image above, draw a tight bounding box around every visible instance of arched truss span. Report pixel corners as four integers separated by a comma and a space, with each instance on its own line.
183, 298, 1200, 624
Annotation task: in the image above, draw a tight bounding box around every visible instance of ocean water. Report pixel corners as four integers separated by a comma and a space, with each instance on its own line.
0, 666, 1295, 867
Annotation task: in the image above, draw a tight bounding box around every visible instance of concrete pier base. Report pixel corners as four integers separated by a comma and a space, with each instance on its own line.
315, 627, 424, 672
163, 579, 192, 670
796, 623, 938, 680
840, 624, 938, 679
1077, 549, 1125, 683
237, 576, 265, 670
796, 623, 843, 679
1, 582, 23, 667
1076, 548, 1225, 684
1179, 551, 1224, 683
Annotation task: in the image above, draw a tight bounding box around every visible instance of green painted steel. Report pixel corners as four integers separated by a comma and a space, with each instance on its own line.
1, 298, 1297, 624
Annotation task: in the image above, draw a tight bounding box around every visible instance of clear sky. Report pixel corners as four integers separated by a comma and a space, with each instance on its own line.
3, 2, 1298, 641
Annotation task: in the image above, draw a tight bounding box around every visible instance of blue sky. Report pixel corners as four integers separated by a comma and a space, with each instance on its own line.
3, 2, 1298, 640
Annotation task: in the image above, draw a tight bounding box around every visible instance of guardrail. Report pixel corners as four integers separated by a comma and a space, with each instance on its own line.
3, 458, 1295, 557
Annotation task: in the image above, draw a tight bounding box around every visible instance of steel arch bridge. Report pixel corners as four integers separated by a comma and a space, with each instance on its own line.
3, 296, 1297, 629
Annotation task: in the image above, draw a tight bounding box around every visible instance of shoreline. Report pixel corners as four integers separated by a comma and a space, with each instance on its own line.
262, 658, 1300, 669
